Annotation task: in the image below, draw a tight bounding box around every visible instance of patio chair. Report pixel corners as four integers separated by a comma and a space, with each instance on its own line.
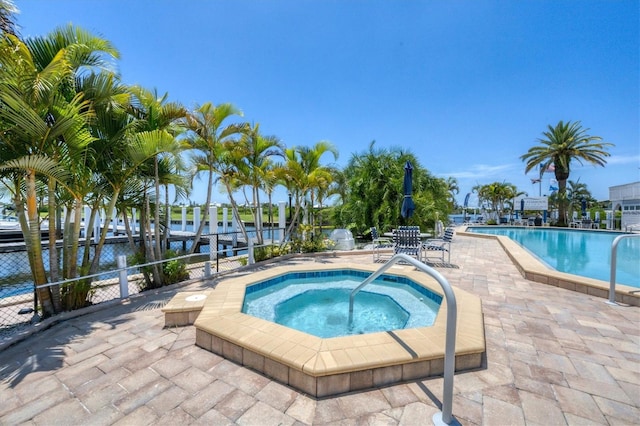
422, 227, 455, 264
392, 226, 422, 261
371, 227, 393, 262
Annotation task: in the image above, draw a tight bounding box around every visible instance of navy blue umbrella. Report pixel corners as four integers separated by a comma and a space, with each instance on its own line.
401, 161, 416, 219
581, 198, 587, 218
520, 199, 525, 218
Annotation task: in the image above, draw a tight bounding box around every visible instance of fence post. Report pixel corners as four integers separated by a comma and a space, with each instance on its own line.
204, 261, 211, 278
248, 238, 254, 265
117, 255, 129, 299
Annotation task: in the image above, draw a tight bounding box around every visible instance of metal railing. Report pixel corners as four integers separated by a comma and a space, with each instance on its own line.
0, 228, 288, 341
348, 253, 458, 425
608, 233, 640, 304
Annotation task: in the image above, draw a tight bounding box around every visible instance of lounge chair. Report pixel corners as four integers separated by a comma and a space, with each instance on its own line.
392, 226, 422, 261
422, 227, 455, 264
371, 227, 393, 262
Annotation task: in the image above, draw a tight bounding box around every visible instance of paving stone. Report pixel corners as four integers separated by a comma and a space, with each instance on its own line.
79, 382, 128, 412
117, 367, 161, 393
482, 395, 525, 426
335, 389, 392, 418
114, 377, 172, 414
155, 407, 195, 425
179, 379, 235, 418
214, 388, 258, 422
0, 387, 71, 424
146, 384, 190, 416
171, 366, 215, 394
112, 405, 158, 426
191, 408, 234, 425
32, 397, 90, 425
380, 383, 421, 407
518, 390, 566, 425
553, 384, 606, 424
236, 400, 296, 426
565, 374, 633, 405
284, 394, 316, 425
255, 380, 298, 412
224, 362, 271, 396
149, 356, 191, 378
593, 395, 640, 424
312, 397, 346, 424
13, 374, 64, 405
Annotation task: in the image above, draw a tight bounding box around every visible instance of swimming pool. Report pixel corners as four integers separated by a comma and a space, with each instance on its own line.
242, 271, 442, 338
466, 227, 640, 288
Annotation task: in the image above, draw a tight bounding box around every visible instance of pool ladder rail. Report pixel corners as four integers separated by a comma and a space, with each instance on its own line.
348, 253, 458, 426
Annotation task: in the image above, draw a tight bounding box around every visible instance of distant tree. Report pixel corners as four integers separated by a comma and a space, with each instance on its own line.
445, 177, 459, 209
521, 121, 613, 226
337, 141, 449, 235
472, 182, 518, 223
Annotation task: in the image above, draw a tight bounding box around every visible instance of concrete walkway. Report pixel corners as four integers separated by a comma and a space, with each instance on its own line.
1, 235, 638, 425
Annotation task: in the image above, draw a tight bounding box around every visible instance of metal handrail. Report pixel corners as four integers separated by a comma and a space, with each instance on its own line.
608, 233, 640, 304
348, 253, 458, 425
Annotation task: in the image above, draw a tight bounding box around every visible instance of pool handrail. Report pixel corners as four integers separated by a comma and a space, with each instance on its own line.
608, 233, 640, 304
348, 253, 458, 425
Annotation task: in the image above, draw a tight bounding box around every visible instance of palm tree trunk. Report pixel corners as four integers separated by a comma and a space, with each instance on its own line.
163, 184, 170, 252
47, 179, 62, 312
25, 170, 55, 317
253, 186, 264, 245
89, 193, 119, 275
188, 169, 213, 254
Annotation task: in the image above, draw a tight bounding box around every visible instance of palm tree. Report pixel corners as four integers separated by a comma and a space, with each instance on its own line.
276, 141, 338, 242
182, 102, 245, 252
0, 36, 93, 315
232, 123, 283, 245
472, 181, 518, 223
127, 86, 187, 283
566, 179, 593, 220
445, 177, 459, 208
521, 121, 613, 226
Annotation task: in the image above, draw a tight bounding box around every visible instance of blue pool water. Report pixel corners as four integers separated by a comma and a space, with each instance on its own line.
466, 227, 640, 288
242, 270, 442, 338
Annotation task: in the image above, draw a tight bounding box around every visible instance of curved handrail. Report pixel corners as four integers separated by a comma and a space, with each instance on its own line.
348, 253, 458, 424
608, 233, 640, 304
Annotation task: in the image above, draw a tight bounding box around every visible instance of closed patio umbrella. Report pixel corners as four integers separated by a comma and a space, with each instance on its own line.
520, 199, 525, 219
401, 161, 415, 219
581, 198, 587, 218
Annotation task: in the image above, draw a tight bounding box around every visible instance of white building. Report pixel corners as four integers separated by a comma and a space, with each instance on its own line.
609, 181, 640, 231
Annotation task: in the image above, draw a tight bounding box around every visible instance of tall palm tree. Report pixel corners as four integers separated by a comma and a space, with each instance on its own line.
127, 86, 187, 283
233, 123, 283, 244
0, 34, 97, 316
521, 121, 613, 226
182, 102, 245, 252
276, 141, 337, 242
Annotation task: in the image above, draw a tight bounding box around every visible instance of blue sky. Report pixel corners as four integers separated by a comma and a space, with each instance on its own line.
16, 1, 639, 207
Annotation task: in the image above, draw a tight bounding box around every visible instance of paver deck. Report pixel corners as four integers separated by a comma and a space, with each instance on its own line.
1, 234, 638, 425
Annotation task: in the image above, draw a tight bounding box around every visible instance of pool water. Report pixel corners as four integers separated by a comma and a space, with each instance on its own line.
242, 271, 442, 338
467, 227, 640, 288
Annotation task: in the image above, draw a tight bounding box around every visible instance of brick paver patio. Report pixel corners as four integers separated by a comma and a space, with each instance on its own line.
1, 234, 638, 425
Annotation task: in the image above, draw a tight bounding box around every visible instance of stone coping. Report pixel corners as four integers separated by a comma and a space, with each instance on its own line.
161, 290, 211, 327
458, 227, 640, 306
193, 262, 485, 396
